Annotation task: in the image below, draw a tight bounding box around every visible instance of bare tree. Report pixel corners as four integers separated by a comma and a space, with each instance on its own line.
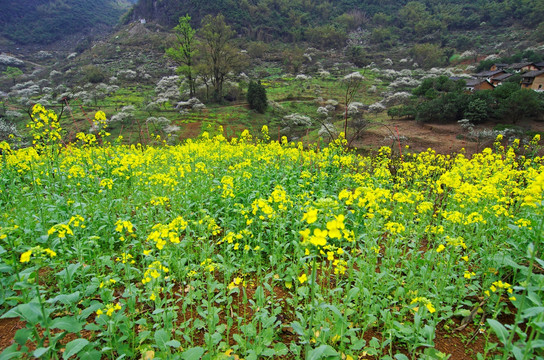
199, 14, 247, 103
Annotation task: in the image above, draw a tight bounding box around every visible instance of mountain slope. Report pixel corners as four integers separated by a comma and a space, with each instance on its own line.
0, 0, 134, 45
127, 0, 544, 44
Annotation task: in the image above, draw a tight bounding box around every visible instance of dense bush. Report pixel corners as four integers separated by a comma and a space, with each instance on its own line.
399, 76, 544, 124
247, 81, 267, 114
82, 66, 107, 84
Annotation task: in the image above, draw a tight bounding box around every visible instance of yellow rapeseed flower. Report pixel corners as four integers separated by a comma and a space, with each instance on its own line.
20, 250, 32, 263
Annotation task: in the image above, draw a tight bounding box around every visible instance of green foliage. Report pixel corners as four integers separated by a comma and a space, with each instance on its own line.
464, 97, 489, 124
497, 89, 544, 124
0, 0, 131, 45
305, 24, 347, 49
413, 76, 465, 98
477, 50, 544, 72
247, 81, 268, 114
405, 75, 544, 124
81, 65, 106, 84
345, 46, 370, 68
199, 14, 247, 103
246, 41, 268, 59
370, 27, 397, 48
536, 22, 544, 42
410, 43, 446, 69
282, 47, 305, 74
415, 91, 470, 123
2, 67, 23, 84
166, 15, 198, 97
126, 0, 544, 50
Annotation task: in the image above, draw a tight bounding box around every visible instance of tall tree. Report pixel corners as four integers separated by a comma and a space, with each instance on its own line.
199, 14, 246, 102
166, 14, 198, 97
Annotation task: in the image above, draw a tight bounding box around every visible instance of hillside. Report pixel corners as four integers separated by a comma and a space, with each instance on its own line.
127, 0, 544, 46
0, 0, 135, 45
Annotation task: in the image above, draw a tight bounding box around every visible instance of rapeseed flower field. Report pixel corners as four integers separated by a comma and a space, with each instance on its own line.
0, 106, 543, 359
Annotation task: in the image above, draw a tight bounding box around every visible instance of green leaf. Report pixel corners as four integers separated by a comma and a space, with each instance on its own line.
522, 307, 544, 319
273, 343, 288, 356
78, 349, 102, 360
394, 354, 409, 360
352, 338, 366, 350
454, 309, 472, 317
46, 292, 81, 306
80, 302, 102, 320
307, 345, 338, 360
14, 328, 32, 346
487, 319, 509, 345
165, 340, 181, 348
63, 339, 89, 359
84, 323, 100, 331
290, 321, 305, 336
2, 302, 43, 324
56, 264, 81, 279
233, 334, 245, 346
180, 347, 204, 359
0, 344, 22, 360
51, 316, 83, 333
261, 348, 276, 357
154, 329, 169, 351
33, 347, 50, 358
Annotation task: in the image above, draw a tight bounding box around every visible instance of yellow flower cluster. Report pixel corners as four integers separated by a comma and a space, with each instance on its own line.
75, 132, 97, 147
115, 219, 134, 234
26, 104, 62, 148
69, 215, 85, 228
99, 278, 117, 289
115, 252, 135, 264
200, 258, 217, 273
228, 276, 246, 290
93, 110, 110, 139
150, 196, 170, 206
20, 246, 57, 263
197, 215, 221, 237
99, 178, 114, 190
147, 216, 187, 250
220, 175, 235, 198
300, 210, 349, 249
47, 224, 73, 239
411, 296, 436, 314
484, 280, 516, 301
96, 302, 122, 319
250, 185, 293, 221
142, 261, 169, 284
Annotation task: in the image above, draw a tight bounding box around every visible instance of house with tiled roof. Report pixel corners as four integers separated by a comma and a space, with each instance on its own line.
465, 78, 494, 91
474, 70, 506, 81
490, 63, 508, 71
490, 73, 514, 86
510, 62, 539, 73
536, 62, 544, 70
521, 70, 544, 91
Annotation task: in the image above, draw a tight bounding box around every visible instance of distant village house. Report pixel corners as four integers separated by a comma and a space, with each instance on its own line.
510, 62, 539, 73
465, 78, 494, 91
489, 73, 513, 86
474, 70, 506, 82
521, 70, 544, 91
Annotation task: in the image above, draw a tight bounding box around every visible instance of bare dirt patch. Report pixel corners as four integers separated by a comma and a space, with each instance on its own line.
357, 118, 544, 156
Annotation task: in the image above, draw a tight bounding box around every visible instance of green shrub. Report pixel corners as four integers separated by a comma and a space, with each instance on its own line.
82, 65, 106, 84
247, 81, 267, 114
